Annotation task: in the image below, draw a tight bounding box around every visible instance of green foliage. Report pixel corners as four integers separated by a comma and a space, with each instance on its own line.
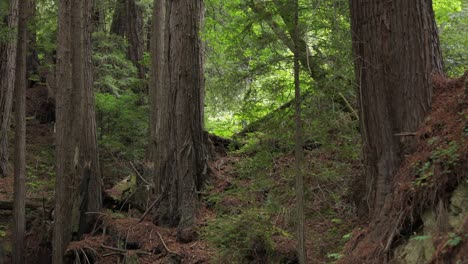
203, 0, 354, 137
327, 252, 343, 261
434, 0, 467, 76
95, 91, 148, 160
0, 225, 6, 238
410, 235, 431, 242
413, 140, 460, 186
202, 208, 286, 263
445, 232, 462, 247
34, 0, 58, 58
0, 1, 11, 44
93, 32, 144, 95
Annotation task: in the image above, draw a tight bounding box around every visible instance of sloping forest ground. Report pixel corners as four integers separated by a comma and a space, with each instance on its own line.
0, 72, 466, 263
341, 73, 468, 264
0, 81, 362, 263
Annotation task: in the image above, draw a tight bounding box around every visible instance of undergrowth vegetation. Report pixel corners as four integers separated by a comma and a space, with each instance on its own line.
201, 94, 361, 262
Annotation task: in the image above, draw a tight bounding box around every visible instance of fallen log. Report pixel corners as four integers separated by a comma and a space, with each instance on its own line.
0, 200, 43, 211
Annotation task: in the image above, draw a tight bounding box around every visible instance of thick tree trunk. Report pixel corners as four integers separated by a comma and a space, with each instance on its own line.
53, 0, 101, 261
349, 0, 444, 217
0, 0, 19, 178
151, 0, 208, 228
12, 0, 28, 262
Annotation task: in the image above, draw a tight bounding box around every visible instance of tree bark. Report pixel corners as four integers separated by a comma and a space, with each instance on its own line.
80, 0, 101, 234
349, 0, 444, 217
111, 0, 145, 80
12, 0, 28, 262
151, 0, 208, 228
53, 0, 101, 262
53, 0, 75, 262
0, 0, 19, 178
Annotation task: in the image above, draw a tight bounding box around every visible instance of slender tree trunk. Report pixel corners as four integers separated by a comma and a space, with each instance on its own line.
53, 0, 74, 262
0, 0, 19, 178
349, 0, 443, 217
81, 0, 101, 232
151, 0, 208, 228
293, 0, 306, 262
12, 0, 28, 263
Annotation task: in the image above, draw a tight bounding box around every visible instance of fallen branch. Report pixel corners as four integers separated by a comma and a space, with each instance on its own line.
100, 244, 150, 255
156, 231, 180, 256
138, 193, 163, 223
129, 161, 152, 186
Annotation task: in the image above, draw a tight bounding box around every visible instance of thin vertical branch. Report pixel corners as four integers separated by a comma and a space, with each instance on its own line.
294, 0, 307, 262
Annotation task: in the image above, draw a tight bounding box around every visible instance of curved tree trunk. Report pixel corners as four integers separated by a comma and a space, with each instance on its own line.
349, 0, 444, 217
0, 0, 19, 178
151, 0, 208, 228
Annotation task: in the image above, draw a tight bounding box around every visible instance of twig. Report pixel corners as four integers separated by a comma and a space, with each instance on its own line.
138, 194, 162, 223
156, 231, 180, 256
103, 252, 123, 257
81, 248, 91, 264
100, 244, 150, 255
394, 132, 417, 137
338, 92, 359, 120
129, 161, 152, 186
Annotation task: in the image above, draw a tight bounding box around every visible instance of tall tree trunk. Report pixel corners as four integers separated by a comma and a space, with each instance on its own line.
293, 0, 306, 262
12, 0, 28, 262
151, 0, 208, 228
111, 0, 145, 80
81, 0, 101, 233
53, 0, 101, 262
110, 0, 126, 36
53, 0, 74, 262
0, 0, 19, 178
92, 0, 106, 31
349, 0, 444, 217
125, 0, 145, 80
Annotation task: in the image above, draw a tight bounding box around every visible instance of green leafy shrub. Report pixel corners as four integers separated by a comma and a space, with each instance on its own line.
92, 32, 143, 95
95, 91, 148, 160
202, 208, 285, 263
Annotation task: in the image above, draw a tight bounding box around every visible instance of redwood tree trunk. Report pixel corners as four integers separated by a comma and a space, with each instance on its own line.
12, 0, 28, 262
151, 0, 208, 228
0, 0, 19, 178
53, 0, 101, 262
349, 0, 444, 217
53, 0, 75, 262
111, 0, 145, 79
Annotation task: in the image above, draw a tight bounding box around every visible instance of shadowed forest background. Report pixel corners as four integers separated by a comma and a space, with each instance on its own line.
0, 0, 467, 263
